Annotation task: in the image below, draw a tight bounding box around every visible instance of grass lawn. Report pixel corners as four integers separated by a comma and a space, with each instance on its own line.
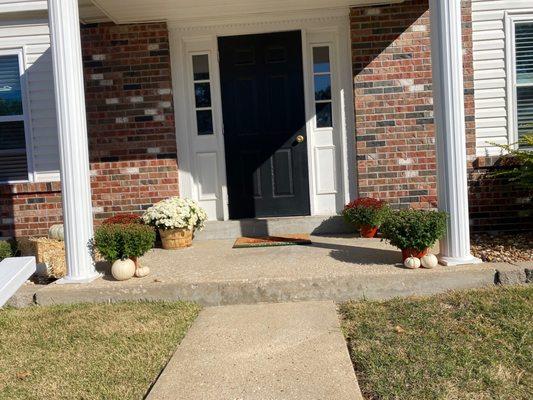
340, 286, 532, 400
0, 301, 200, 400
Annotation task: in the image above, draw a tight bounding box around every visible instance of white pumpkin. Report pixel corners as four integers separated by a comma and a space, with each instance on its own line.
48, 224, 64, 241
111, 259, 136, 281
135, 266, 150, 278
421, 254, 439, 269
404, 256, 421, 269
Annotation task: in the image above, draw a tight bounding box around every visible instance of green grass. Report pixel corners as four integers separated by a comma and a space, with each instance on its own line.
340, 286, 532, 400
0, 301, 200, 400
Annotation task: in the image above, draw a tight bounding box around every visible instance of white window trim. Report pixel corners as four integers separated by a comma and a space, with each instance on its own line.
0, 47, 35, 184
505, 9, 533, 148
169, 9, 356, 221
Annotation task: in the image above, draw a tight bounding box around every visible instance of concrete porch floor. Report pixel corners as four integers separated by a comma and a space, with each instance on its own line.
23, 235, 528, 307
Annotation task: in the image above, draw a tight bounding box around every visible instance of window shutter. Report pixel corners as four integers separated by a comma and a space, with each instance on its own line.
515, 22, 533, 142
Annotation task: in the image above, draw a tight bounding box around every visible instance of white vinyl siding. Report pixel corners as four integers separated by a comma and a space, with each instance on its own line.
0, 18, 59, 182
0, 0, 47, 13
472, 0, 533, 155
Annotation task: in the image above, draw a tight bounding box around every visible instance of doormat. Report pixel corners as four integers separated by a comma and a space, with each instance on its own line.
233, 234, 312, 249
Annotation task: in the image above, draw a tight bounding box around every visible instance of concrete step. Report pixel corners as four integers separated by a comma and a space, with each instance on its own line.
195, 215, 352, 240
146, 301, 363, 400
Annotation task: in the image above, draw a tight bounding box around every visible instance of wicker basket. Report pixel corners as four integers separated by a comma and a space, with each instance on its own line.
159, 228, 193, 249
18, 237, 66, 278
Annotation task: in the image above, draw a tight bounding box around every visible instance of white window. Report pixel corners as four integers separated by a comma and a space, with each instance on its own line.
508, 15, 533, 147
514, 21, 533, 145
0, 49, 31, 182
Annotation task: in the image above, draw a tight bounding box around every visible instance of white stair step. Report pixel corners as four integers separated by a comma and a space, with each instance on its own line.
0, 257, 36, 307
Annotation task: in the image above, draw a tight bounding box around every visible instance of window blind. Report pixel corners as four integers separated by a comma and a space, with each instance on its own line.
515, 22, 533, 143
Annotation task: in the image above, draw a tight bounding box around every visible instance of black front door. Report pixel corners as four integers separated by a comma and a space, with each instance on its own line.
218, 31, 310, 219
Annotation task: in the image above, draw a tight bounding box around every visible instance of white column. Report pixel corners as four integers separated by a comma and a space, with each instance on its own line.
429, 0, 481, 266
49, 0, 101, 283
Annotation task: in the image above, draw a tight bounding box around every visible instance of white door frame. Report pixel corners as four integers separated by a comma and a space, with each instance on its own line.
169, 8, 356, 220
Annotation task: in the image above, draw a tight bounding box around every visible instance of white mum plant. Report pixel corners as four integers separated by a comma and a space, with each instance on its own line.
142, 197, 208, 231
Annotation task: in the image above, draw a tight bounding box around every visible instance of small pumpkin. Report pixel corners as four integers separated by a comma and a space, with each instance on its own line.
48, 224, 64, 241
421, 254, 439, 269
403, 256, 421, 269
135, 266, 150, 278
111, 258, 136, 281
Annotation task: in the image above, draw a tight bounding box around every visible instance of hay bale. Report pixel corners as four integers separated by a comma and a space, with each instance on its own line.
18, 237, 66, 279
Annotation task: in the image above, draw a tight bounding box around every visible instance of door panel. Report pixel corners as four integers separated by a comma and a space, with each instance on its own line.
219, 31, 310, 219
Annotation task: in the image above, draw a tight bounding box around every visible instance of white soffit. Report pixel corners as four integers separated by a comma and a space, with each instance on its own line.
90, 0, 404, 24
79, 0, 110, 23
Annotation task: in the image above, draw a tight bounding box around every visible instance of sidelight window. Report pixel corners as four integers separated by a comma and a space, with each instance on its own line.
312, 46, 333, 129
192, 54, 214, 135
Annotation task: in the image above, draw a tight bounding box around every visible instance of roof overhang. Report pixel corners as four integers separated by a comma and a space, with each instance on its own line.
90, 0, 405, 25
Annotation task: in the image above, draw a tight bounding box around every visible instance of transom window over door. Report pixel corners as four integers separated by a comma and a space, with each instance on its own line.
513, 21, 533, 146
0, 51, 30, 182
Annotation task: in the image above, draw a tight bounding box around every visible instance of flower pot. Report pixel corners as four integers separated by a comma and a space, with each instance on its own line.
360, 225, 378, 238
159, 228, 193, 250
401, 247, 429, 262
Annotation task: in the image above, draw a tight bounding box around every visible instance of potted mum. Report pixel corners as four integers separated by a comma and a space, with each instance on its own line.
94, 223, 156, 280
142, 197, 208, 250
380, 209, 447, 262
342, 197, 390, 238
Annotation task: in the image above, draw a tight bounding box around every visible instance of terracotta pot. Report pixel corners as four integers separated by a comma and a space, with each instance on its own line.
130, 256, 140, 268
401, 247, 429, 262
159, 228, 193, 250
360, 225, 379, 238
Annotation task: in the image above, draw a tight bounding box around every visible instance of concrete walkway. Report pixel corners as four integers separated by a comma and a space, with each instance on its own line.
147, 301, 363, 400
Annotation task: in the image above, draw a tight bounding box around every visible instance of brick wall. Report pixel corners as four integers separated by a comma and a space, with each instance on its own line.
469, 158, 533, 232
349, 0, 532, 233
82, 22, 179, 221
0, 22, 178, 238
350, 0, 475, 211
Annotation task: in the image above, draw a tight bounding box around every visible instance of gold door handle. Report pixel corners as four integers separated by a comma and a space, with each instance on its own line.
296, 135, 305, 143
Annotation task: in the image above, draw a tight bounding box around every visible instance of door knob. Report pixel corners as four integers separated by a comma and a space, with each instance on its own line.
296, 135, 305, 143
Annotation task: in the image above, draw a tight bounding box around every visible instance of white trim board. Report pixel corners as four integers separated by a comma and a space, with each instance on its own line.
169, 9, 356, 221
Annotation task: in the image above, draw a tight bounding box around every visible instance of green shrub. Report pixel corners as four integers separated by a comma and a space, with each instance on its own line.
342, 197, 390, 228
488, 134, 533, 190
0, 240, 12, 261
94, 224, 156, 263
381, 209, 447, 251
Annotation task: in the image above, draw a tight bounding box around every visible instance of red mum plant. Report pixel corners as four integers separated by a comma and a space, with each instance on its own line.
102, 214, 143, 225
342, 197, 390, 238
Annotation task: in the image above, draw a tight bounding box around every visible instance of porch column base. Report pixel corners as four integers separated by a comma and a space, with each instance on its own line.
438, 254, 482, 267
55, 271, 102, 285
